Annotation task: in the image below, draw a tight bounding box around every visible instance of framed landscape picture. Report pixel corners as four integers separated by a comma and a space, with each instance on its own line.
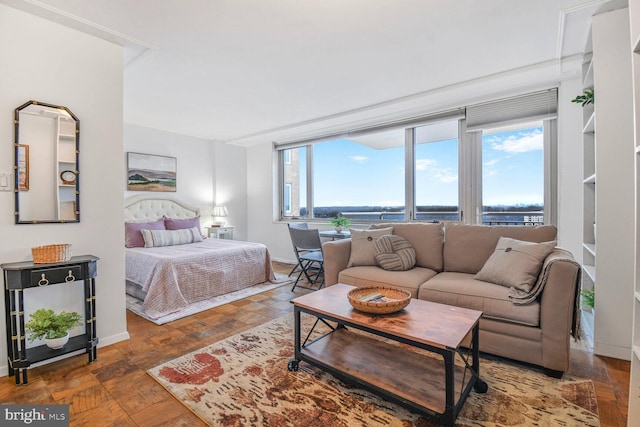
127, 152, 177, 192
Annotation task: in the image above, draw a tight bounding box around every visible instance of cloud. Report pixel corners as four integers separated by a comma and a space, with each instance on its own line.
484, 158, 501, 167
351, 155, 369, 163
432, 168, 458, 183
416, 157, 457, 183
491, 129, 543, 153
415, 158, 436, 170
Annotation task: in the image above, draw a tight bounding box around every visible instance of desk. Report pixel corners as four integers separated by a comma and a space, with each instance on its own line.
319, 230, 351, 240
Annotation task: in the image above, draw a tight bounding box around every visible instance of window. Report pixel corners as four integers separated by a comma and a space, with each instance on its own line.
284, 183, 292, 214
312, 130, 405, 220
277, 89, 557, 225
481, 123, 545, 225
282, 146, 306, 217
414, 120, 460, 221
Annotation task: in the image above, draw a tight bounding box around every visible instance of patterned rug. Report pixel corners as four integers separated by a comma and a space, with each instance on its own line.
126, 273, 293, 325
148, 314, 600, 426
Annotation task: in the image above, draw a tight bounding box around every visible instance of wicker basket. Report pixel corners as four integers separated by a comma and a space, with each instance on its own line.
347, 286, 411, 314
31, 244, 72, 264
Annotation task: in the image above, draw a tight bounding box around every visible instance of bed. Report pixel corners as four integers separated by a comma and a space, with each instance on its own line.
124, 196, 276, 320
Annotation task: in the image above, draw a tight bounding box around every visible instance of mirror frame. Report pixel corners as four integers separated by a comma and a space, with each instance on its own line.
14, 100, 80, 224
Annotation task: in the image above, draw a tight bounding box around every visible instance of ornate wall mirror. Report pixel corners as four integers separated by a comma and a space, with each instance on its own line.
14, 100, 80, 224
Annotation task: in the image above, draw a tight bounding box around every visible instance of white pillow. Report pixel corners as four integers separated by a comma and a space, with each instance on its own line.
141, 227, 204, 248
347, 227, 393, 267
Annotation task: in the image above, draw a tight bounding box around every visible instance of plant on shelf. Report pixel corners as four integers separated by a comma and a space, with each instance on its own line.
580, 289, 595, 310
25, 308, 82, 349
329, 216, 351, 232
571, 89, 594, 106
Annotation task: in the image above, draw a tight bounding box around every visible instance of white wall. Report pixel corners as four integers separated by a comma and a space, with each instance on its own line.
0, 5, 127, 375
124, 124, 215, 224
123, 125, 249, 239
557, 78, 586, 262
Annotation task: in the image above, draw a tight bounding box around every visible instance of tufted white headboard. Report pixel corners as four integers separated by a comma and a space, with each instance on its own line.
124, 196, 200, 222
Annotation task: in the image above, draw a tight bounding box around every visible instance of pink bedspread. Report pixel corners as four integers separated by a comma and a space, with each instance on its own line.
126, 239, 276, 319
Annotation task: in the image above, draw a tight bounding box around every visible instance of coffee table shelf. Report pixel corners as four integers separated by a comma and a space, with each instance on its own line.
300, 327, 469, 414
289, 284, 486, 426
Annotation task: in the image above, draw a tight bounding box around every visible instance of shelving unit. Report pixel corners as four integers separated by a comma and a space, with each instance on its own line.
55, 115, 78, 221
628, 0, 640, 424
581, 40, 596, 328
581, 8, 634, 363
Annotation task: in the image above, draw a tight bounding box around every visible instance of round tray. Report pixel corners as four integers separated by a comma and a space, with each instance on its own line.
347, 286, 411, 314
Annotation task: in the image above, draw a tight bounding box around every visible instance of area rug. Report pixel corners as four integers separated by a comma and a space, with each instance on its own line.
126, 273, 293, 325
148, 314, 599, 426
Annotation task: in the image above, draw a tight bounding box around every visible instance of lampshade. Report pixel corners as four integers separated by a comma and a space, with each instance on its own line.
212, 206, 228, 217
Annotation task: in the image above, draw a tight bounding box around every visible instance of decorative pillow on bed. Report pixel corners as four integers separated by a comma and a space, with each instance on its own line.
474, 237, 557, 293
125, 219, 166, 248
164, 215, 204, 236
141, 227, 204, 248
347, 227, 393, 267
373, 235, 416, 271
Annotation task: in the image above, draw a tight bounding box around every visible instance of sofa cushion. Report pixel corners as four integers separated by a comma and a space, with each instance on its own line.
338, 266, 437, 298
347, 227, 393, 267
370, 222, 444, 271
475, 237, 557, 293
374, 235, 416, 271
418, 272, 540, 327
443, 223, 557, 274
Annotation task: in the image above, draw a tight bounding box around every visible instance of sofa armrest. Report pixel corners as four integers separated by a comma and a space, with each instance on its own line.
322, 239, 352, 286
538, 249, 581, 372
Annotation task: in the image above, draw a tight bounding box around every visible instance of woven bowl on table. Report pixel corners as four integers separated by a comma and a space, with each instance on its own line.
347, 286, 411, 314
31, 244, 72, 264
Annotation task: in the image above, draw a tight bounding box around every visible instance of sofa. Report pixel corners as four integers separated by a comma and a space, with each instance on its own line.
322, 222, 581, 377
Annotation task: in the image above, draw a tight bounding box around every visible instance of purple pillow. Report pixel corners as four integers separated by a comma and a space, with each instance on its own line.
164, 216, 202, 235
125, 219, 166, 248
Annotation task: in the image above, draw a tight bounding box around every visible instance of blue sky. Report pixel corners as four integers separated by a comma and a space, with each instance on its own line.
302, 125, 543, 208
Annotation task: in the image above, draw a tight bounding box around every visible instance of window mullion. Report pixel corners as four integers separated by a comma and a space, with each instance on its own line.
405, 128, 415, 220
307, 144, 314, 219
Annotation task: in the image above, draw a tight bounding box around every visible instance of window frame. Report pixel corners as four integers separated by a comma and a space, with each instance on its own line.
276, 90, 557, 225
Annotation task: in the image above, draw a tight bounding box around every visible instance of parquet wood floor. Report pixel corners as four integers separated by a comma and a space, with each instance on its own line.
0, 262, 630, 426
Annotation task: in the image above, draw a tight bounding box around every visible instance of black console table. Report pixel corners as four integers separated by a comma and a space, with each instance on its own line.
2, 255, 98, 384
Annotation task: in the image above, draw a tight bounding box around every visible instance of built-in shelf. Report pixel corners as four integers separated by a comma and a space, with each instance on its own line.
635, 291, 640, 303
583, 265, 596, 282
583, 112, 595, 133
636, 144, 640, 154
583, 243, 596, 256
583, 174, 596, 184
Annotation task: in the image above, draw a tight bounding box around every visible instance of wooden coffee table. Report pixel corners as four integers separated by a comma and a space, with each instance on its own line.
288, 284, 487, 426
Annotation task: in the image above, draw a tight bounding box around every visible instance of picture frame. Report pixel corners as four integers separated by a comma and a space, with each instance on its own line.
127, 152, 177, 192
17, 144, 29, 191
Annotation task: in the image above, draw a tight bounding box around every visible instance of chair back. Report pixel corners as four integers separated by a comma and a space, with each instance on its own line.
288, 222, 309, 229
288, 226, 322, 252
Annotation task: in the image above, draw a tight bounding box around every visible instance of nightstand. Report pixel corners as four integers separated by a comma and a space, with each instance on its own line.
207, 226, 235, 240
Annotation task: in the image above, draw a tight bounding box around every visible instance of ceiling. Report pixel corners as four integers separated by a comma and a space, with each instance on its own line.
2, 0, 627, 145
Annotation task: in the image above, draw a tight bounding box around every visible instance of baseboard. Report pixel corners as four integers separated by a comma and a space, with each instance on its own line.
594, 341, 632, 361
98, 331, 131, 348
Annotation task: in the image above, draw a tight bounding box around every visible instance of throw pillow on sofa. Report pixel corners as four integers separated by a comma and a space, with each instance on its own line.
474, 236, 557, 293
373, 234, 416, 271
347, 227, 393, 267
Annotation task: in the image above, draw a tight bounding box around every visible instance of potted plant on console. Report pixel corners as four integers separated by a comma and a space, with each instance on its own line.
25, 308, 82, 349
329, 216, 351, 233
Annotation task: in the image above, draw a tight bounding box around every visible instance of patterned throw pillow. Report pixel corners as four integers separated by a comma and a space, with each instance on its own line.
141, 227, 204, 248
373, 235, 416, 271
125, 219, 166, 248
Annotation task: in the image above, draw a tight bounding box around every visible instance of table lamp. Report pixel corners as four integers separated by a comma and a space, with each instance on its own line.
212, 205, 228, 226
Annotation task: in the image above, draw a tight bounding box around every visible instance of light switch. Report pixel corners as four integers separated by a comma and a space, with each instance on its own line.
0, 173, 13, 191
